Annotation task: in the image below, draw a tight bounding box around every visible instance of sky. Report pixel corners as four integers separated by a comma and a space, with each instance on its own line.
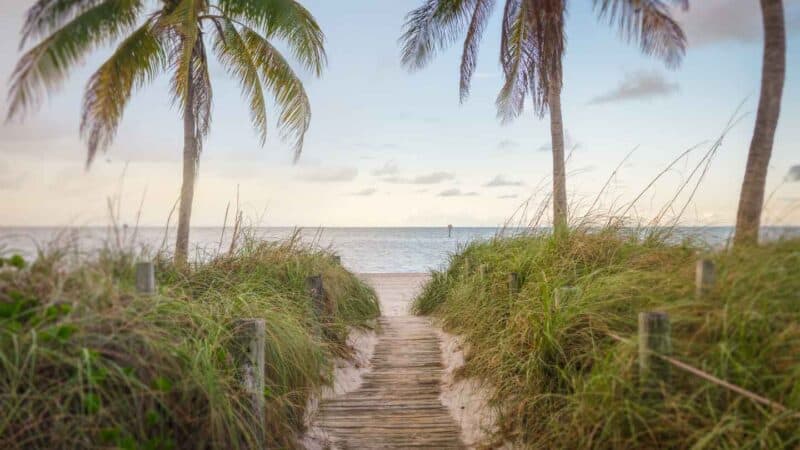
0, 0, 799, 228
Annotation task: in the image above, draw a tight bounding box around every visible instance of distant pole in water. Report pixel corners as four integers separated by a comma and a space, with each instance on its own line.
447, 224, 453, 238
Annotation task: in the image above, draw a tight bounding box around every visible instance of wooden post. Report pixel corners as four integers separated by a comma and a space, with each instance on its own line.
508, 272, 520, 294
695, 259, 716, 298
135, 262, 155, 294
306, 275, 327, 317
554, 286, 581, 309
447, 224, 453, 238
478, 264, 487, 278
232, 319, 266, 446
638, 312, 671, 394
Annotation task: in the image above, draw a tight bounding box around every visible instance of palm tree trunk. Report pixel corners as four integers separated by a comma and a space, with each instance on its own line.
734, 0, 785, 246
175, 67, 198, 265
549, 87, 568, 232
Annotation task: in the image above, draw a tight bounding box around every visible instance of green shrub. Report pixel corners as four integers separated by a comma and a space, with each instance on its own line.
0, 236, 379, 449
416, 228, 800, 449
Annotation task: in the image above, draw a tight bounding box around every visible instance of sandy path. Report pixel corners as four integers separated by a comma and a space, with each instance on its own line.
314, 273, 464, 449
304, 273, 499, 449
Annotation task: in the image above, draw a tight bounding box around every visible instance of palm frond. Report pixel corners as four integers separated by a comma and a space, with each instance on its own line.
529, 0, 567, 98
7, 0, 143, 120
497, 0, 533, 122
459, 0, 495, 102
211, 18, 268, 145
160, 0, 201, 111
239, 26, 311, 161
190, 38, 213, 143
21, 0, 105, 47
80, 20, 166, 166
400, 0, 476, 71
216, 0, 327, 75
497, 0, 566, 121
594, 0, 687, 68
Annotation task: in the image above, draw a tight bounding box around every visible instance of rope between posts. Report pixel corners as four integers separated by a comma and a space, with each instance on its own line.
605, 331, 800, 418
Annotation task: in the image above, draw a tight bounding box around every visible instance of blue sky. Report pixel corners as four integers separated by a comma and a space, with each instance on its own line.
0, 0, 799, 227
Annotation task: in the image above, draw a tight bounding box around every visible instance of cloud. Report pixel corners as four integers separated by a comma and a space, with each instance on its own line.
590, 71, 679, 105
383, 172, 455, 184
498, 194, 518, 199
0, 160, 27, 190
349, 188, 377, 196
538, 130, 578, 152
438, 188, 478, 197
0, 120, 72, 144
484, 175, 524, 187
497, 139, 520, 152
786, 165, 800, 182
298, 167, 358, 183
675, 0, 800, 47
371, 161, 399, 176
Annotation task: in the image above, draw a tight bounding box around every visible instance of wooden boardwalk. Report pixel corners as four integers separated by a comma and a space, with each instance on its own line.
316, 274, 464, 449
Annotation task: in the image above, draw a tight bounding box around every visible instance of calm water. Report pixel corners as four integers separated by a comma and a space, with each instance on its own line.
0, 226, 797, 273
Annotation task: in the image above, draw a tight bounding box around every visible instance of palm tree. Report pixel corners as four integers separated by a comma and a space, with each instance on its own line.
7, 0, 326, 264
734, 0, 786, 246
400, 0, 687, 231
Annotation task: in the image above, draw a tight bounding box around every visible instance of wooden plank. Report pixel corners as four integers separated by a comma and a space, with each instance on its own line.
316, 274, 465, 449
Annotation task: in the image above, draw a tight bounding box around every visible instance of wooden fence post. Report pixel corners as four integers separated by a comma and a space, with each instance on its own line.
479, 264, 487, 278
695, 259, 716, 298
554, 287, 581, 309
232, 319, 266, 447
508, 272, 520, 294
638, 312, 671, 394
306, 275, 329, 318
135, 262, 155, 294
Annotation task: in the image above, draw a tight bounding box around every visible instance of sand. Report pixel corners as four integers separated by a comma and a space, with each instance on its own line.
301, 273, 500, 449
436, 326, 510, 449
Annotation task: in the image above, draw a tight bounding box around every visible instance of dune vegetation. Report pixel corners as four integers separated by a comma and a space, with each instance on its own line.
415, 227, 800, 449
0, 233, 379, 449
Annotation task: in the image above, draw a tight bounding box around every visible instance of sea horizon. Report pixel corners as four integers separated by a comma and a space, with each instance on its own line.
3, 225, 799, 273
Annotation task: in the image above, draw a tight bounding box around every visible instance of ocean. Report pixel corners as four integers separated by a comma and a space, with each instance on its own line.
0, 226, 797, 273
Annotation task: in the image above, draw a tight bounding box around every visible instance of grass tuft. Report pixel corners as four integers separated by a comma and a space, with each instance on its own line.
415, 227, 800, 449
0, 233, 379, 449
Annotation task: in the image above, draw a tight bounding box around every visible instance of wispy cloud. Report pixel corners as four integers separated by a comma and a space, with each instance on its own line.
383, 172, 455, 185
497, 194, 518, 199
371, 161, 399, 176
676, 0, 800, 47
350, 188, 377, 196
484, 175, 524, 187
786, 165, 800, 182
497, 139, 520, 152
538, 130, 577, 152
0, 160, 27, 190
438, 188, 478, 197
298, 167, 358, 183
589, 71, 679, 105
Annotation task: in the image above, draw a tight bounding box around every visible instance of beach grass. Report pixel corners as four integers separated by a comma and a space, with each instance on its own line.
0, 232, 379, 449
414, 227, 800, 449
